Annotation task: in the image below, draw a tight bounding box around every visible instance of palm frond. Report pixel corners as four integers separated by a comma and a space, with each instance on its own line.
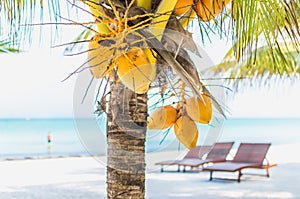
0, 37, 19, 53
201, 0, 300, 88
0, 0, 63, 46
227, 0, 300, 65
209, 41, 300, 88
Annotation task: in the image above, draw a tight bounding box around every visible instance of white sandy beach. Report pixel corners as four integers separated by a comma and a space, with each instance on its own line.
0, 144, 300, 199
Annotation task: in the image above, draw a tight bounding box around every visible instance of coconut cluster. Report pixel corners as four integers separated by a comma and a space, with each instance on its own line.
148, 93, 212, 149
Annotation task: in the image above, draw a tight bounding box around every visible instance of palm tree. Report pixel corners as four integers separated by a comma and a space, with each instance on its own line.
72, 1, 300, 196
1, 0, 299, 198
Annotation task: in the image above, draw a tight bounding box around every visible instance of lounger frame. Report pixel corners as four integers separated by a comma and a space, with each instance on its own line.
155, 145, 212, 172
155, 142, 234, 172
178, 142, 234, 172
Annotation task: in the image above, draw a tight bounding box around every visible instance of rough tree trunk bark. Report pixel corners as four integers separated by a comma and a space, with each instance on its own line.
107, 72, 148, 199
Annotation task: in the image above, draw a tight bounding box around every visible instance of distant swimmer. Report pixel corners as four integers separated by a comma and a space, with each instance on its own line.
47, 132, 53, 144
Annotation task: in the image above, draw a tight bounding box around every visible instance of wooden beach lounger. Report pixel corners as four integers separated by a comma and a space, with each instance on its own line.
177, 142, 234, 172
155, 145, 212, 172
202, 143, 277, 182
155, 142, 234, 172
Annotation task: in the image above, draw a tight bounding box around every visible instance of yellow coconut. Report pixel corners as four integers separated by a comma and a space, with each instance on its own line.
88, 36, 114, 78
194, 0, 230, 21
174, 0, 193, 16
148, 105, 177, 129
117, 47, 156, 94
174, 115, 198, 149
185, 94, 212, 124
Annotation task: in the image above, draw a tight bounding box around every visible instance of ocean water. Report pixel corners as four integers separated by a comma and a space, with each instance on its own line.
0, 119, 86, 159
0, 118, 300, 159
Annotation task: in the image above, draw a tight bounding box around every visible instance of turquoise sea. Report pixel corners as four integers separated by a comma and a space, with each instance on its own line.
0, 118, 299, 159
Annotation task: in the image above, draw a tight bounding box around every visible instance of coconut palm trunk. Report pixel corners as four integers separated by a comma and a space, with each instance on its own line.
107, 72, 147, 198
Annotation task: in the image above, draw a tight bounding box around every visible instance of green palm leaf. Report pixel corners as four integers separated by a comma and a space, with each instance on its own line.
229, 0, 299, 60
202, 0, 300, 87
0, 0, 62, 43
0, 38, 19, 53
209, 42, 300, 88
